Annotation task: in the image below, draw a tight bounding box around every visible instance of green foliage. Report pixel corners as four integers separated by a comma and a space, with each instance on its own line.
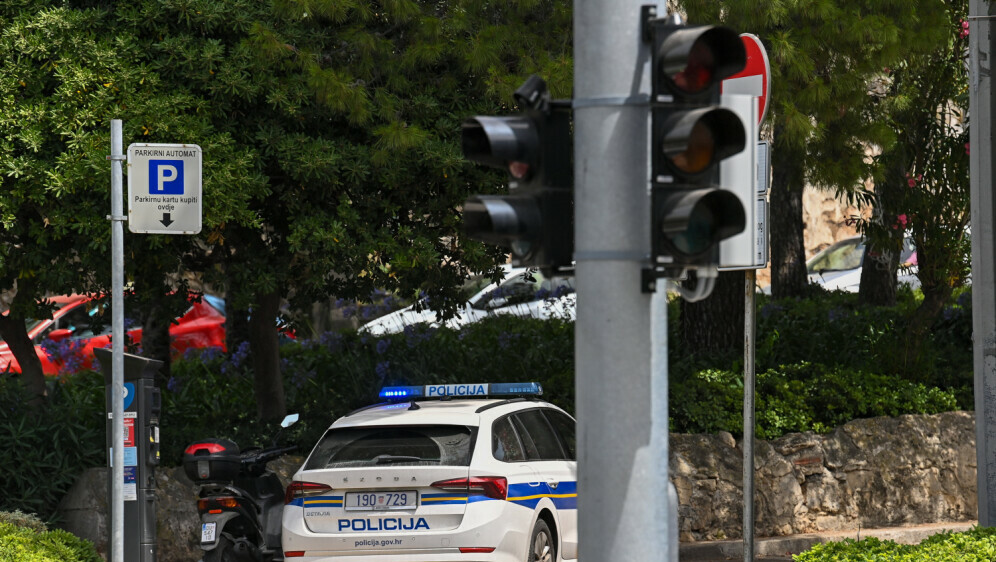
0, 521, 100, 562
751, 289, 973, 401
670, 361, 958, 439
0, 372, 104, 520
793, 527, 996, 561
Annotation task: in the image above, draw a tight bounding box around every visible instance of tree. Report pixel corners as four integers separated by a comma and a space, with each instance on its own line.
1, 0, 574, 416
0, 2, 272, 403
0, 4, 159, 402
679, 0, 949, 299
114, 0, 573, 420
858, 0, 970, 342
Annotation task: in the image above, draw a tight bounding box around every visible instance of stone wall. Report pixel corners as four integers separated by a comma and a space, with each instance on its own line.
56, 412, 977, 560
672, 411, 977, 541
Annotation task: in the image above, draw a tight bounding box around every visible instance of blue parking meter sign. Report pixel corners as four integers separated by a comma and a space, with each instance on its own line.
149, 160, 185, 195
127, 143, 202, 234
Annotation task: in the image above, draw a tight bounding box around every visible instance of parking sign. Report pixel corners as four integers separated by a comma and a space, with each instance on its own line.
127, 143, 202, 234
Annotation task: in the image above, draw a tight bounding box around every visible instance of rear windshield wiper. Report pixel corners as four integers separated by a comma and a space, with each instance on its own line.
374, 455, 426, 465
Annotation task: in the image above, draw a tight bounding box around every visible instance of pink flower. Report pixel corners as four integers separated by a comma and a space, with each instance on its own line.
893, 214, 909, 230
961, 20, 970, 38
908, 178, 916, 187
966, 142, 971, 155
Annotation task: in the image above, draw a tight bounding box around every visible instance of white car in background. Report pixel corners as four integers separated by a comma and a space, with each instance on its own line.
805, 234, 919, 293
360, 267, 576, 335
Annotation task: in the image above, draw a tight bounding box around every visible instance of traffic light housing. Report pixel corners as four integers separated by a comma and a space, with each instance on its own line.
461, 76, 573, 275
644, 9, 748, 273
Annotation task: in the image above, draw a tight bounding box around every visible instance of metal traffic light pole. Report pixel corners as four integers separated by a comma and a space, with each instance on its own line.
573, 1, 678, 560
969, 0, 996, 527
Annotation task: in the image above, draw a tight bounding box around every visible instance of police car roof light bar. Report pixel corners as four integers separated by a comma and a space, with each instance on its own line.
379, 383, 543, 401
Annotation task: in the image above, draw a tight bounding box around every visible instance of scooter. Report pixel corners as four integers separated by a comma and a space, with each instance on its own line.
184, 413, 299, 562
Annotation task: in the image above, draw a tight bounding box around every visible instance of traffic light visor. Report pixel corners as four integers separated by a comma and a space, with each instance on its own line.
662, 108, 746, 177
463, 195, 542, 259
658, 26, 746, 95
656, 188, 746, 258
462, 116, 540, 179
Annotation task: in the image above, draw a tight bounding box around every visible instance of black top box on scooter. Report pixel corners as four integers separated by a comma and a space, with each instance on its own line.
183, 439, 240, 482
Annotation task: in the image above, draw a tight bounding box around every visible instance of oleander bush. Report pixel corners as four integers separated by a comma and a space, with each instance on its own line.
793, 527, 996, 561
0, 372, 104, 523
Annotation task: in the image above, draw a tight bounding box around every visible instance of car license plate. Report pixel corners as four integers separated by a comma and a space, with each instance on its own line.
344, 490, 417, 511
201, 522, 217, 543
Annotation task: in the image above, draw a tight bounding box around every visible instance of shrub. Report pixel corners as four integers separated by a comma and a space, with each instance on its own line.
0, 372, 104, 521
670, 361, 959, 438
794, 527, 996, 561
0, 511, 47, 533
0, 521, 100, 562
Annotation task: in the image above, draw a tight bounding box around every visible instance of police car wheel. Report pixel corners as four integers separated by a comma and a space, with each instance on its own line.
528, 519, 556, 562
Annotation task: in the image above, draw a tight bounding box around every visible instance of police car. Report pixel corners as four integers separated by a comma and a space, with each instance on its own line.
282, 383, 577, 561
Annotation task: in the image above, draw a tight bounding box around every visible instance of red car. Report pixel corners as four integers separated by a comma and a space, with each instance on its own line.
0, 294, 226, 375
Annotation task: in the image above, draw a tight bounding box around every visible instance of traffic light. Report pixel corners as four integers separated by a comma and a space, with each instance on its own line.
644, 10, 748, 273
461, 76, 573, 276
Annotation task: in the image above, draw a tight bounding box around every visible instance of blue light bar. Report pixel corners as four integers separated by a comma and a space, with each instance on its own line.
379, 383, 543, 401
490, 382, 543, 396
379, 386, 425, 399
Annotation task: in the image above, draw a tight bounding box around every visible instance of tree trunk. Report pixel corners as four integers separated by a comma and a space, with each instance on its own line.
0, 312, 46, 405
249, 290, 285, 421
769, 140, 809, 299
680, 270, 746, 355
225, 284, 250, 356
141, 299, 172, 381
904, 284, 952, 372
858, 243, 897, 307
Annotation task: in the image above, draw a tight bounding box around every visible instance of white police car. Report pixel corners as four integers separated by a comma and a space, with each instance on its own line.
282, 383, 577, 561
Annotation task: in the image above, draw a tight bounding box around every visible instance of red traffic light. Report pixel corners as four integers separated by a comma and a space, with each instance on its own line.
657, 25, 746, 97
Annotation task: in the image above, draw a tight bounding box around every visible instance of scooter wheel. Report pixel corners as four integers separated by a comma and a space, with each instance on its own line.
204, 536, 262, 562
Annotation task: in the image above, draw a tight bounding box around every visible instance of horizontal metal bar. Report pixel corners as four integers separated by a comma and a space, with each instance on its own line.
574, 250, 650, 261
572, 94, 650, 109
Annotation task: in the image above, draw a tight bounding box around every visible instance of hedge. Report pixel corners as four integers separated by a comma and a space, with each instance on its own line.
794, 527, 996, 561
0, 512, 100, 562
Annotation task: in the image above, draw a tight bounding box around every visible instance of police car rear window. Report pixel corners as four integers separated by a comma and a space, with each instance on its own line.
305, 425, 474, 469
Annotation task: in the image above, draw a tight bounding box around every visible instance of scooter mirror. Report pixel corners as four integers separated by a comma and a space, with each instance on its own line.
281, 413, 300, 428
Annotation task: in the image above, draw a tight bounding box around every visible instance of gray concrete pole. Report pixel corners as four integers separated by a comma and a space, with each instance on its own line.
969, 0, 996, 526
574, 1, 670, 559
110, 119, 125, 562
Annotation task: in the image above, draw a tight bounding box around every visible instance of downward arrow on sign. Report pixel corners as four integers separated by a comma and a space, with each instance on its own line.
160, 213, 174, 227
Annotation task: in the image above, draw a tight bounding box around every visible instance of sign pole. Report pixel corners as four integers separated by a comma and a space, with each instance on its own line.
109, 119, 126, 562
743, 270, 756, 562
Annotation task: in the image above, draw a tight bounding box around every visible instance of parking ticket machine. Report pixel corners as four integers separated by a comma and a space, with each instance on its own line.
96, 347, 162, 562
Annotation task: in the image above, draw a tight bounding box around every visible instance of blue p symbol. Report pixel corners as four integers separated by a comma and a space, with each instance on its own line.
149, 160, 184, 195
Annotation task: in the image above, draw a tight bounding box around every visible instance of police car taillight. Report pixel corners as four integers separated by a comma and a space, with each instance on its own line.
285, 481, 332, 504
431, 476, 508, 500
